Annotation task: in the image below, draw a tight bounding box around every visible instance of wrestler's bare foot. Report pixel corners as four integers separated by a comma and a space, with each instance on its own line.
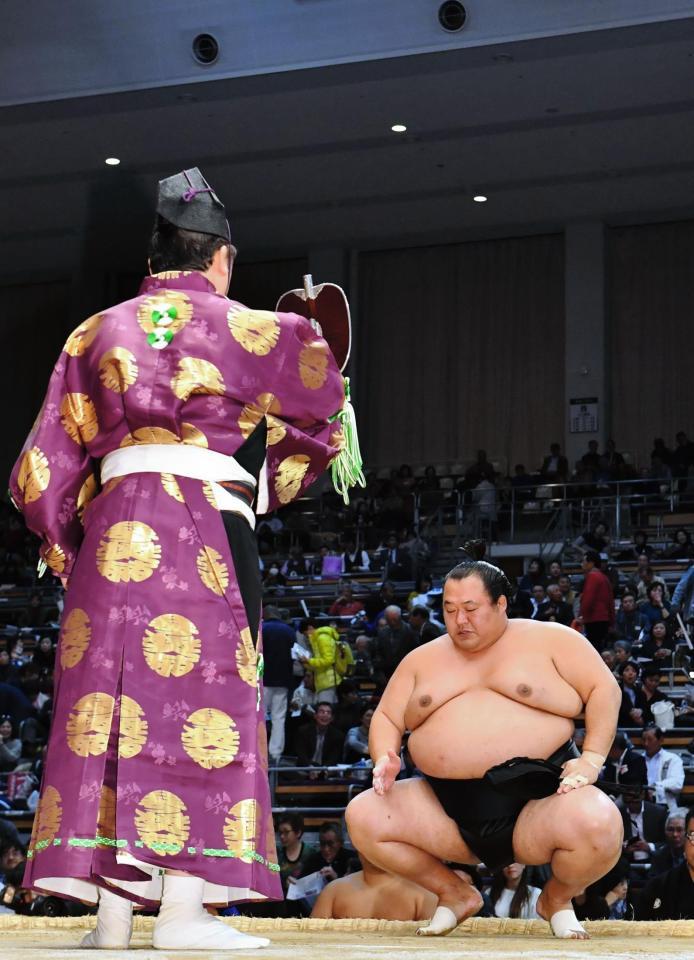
416, 885, 484, 936
536, 889, 588, 940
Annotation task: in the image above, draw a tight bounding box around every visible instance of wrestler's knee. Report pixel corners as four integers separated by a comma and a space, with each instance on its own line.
345, 788, 377, 844
564, 788, 623, 854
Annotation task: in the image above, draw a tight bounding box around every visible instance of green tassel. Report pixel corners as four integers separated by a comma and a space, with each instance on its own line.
330, 377, 365, 505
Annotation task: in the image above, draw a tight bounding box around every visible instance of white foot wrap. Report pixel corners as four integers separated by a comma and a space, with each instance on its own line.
416, 905, 459, 936
549, 908, 588, 939
153, 875, 269, 950
80, 886, 134, 949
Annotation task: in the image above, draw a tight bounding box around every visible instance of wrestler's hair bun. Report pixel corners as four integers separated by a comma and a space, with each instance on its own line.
460, 539, 487, 562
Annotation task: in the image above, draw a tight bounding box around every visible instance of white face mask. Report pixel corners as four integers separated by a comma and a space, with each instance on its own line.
269, 567, 279, 576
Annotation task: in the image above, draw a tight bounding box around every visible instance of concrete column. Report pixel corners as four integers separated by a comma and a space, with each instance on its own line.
563, 222, 607, 469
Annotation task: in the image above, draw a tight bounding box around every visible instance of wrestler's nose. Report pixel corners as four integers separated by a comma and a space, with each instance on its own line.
456, 609, 469, 626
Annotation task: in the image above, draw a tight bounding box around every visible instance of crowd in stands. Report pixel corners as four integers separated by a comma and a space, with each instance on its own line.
1, 431, 694, 920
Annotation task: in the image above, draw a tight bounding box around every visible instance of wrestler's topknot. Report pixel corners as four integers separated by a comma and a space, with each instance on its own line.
444, 540, 512, 604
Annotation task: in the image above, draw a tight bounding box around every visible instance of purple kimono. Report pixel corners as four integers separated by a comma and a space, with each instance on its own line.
10, 270, 345, 905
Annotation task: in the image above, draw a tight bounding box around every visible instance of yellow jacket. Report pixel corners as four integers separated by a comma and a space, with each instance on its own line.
306, 626, 339, 693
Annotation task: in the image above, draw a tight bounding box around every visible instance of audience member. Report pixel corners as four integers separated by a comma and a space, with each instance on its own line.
301, 620, 340, 705
506, 584, 533, 620
0, 647, 21, 687
487, 863, 541, 919
540, 583, 574, 626
281, 547, 310, 579
557, 574, 577, 610
262, 605, 295, 765
463, 450, 496, 489
618, 661, 647, 726
640, 666, 670, 726
662, 528, 694, 561
547, 560, 563, 583
639, 623, 672, 664
635, 565, 670, 606
640, 583, 671, 629
635, 806, 694, 919
328, 584, 364, 618
352, 635, 375, 681
332, 681, 362, 733
408, 606, 440, 646
0, 716, 21, 773
300, 822, 351, 881
540, 442, 568, 481
311, 856, 438, 921
619, 784, 667, 864
649, 808, 688, 877
575, 521, 611, 556
518, 558, 547, 592
373, 606, 413, 680
601, 731, 647, 792
277, 814, 317, 896
615, 593, 649, 644
642, 725, 685, 812
340, 539, 370, 574
295, 702, 345, 773
580, 441, 601, 479
378, 534, 411, 582
578, 550, 615, 652
344, 705, 374, 763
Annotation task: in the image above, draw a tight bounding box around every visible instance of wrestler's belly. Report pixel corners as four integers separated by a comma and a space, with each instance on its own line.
408, 688, 574, 779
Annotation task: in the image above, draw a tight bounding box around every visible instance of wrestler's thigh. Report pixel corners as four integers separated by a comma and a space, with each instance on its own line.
512, 786, 623, 865
346, 777, 480, 864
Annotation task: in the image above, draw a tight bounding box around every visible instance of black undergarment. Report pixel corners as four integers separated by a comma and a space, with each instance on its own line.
424, 739, 579, 870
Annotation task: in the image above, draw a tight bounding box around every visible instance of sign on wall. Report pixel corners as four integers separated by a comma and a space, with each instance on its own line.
569, 397, 598, 433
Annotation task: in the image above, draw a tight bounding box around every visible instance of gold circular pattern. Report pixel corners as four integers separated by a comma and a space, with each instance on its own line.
77, 473, 98, 524
161, 473, 184, 502
60, 608, 91, 669
137, 291, 193, 336
101, 477, 123, 497
181, 707, 240, 770
238, 393, 286, 446
196, 545, 229, 596
17, 446, 50, 504
118, 695, 148, 759
227, 306, 280, 356
274, 454, 311, 505
142, 613, 201, 678
181, 422, 209, 447
236, 627, 258, 687
121, 426, 180, 447
60, 393, 99, 445
329, 427, 346, 451
65, 692, 115, 757
170, 357, 225, 400
135, 790, 190, 855
257, 719, 269, 772
96, 521, 161, 583
98, 347, 139, 393
97, 785, 116, 839
32, 785, 63, 850
223, 799, 260, 860
44, 543, 67, 574
64, 314, 102, 357
202, 480, 220, 510
298, 340, 329, 390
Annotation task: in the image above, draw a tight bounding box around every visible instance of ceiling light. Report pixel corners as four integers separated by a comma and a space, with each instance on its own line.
391, 124, 407, 133
473, 194, 488, 203
105, 157, 121, 166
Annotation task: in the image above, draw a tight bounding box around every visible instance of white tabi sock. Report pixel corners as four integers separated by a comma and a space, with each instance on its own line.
152, 875, 270, 951
416, 905, 459, 936
81, 885, 134, 949
549, 908, 588, 939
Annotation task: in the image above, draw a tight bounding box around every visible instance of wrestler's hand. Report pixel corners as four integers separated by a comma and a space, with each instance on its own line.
557, 755, 600, 794
373, 750, 400, 796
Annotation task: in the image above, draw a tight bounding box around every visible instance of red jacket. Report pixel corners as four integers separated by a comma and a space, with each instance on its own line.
580, 568, 615, 624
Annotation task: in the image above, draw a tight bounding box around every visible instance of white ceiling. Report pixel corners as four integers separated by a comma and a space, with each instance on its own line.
3, 18, 694, 275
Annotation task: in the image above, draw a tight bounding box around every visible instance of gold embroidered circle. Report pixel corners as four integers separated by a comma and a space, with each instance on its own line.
96, 521, 161, 583
134, 790, 190, 855
65, 692, 115, 757
32, 785, 63, 850
97, 785, 117, 839
196, 545, 229, 595
98, 347, 139, 393
118, 695, 148, 759
64, 314, 102, 357
227, 306, 280, 355
17, 447, 50, 504
236, 627, 257, 687
223, 799, 260, 860
274, 454, 311, 505
298, 340, 329, 389
181, 707, 240, 770
76, 474, 98, 524
160, 473, 184, 502
60, 393, 99, 445
60, 608, 91, 669
142, 613, 201, 678
44, 543, 67, 574
238, 393, 286, 446
137, 291, 193, 336
170, 357, 225, 400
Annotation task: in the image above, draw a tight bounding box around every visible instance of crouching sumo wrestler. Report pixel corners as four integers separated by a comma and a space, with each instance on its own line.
346, 543, 623, 939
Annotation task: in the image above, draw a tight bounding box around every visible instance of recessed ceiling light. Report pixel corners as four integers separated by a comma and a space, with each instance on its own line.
473, 194, 488, 203
391, 124, 407, 133
105, 157, 121, 166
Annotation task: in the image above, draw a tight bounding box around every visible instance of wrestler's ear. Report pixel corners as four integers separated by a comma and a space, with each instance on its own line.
497, 594, 508, 614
